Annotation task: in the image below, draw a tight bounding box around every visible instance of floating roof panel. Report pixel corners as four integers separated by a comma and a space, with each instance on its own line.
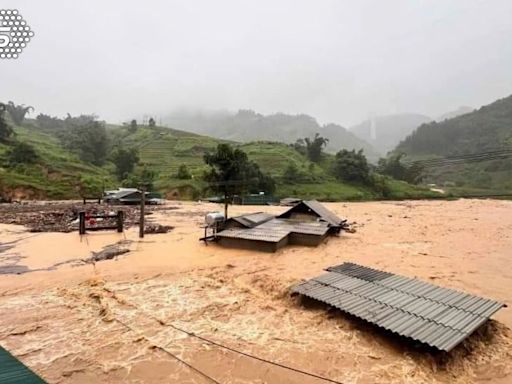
0, 345, 46, 383
292, 262, 506, 351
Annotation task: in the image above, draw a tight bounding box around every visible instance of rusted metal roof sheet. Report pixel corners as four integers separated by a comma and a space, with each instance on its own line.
216, 218, 329, 242
292, 262, 506, 351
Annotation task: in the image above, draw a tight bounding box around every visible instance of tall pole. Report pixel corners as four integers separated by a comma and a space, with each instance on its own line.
139, 186, 145, 238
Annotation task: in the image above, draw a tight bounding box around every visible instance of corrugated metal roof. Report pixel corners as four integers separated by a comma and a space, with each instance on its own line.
263, 219, 329, 236
302, 200, 345, 226
277, 200, 345, 227
216, 218, 329, 242
292, 262, 506, 351
0, 345, 46, 383
215, 226, 289, 242
230, 212, 275, 228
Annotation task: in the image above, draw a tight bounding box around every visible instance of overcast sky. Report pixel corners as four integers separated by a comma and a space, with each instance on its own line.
1, 0, 512, 126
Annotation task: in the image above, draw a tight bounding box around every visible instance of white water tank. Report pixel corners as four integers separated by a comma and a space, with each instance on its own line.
205, 212, 225, 226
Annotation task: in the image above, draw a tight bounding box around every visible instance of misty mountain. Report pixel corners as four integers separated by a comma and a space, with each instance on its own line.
163, 110, 380, 161
435, 106, 474, 122
349, 114, 432, 155
396, 95, 512, 156
394, 95, 512, 190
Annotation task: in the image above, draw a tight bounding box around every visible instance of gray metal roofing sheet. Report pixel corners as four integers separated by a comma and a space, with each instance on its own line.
216, 218, 329, 242
231, 212, 275, 228
302, 200, 344, 226
277, 200, 344, 227
292, 262, 506, 351
216, 227, 288, 242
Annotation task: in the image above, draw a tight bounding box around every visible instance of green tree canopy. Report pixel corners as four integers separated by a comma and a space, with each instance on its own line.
61, 115, 110, 166
332, 149, 370, 184
0, 103, 14, 142
282, 162, 300, 184
112, 148, 139, 180
377, 153, 424, 184
77, 175, 103, 198
176, 164, 192, 180
6, 101, 33, 125
295, 133, 329, 162
6, 141, 39, 165
203, 143, 275, 217
36, 113, 64, 132
128, 119, 138, 133
122, 167, 157, 191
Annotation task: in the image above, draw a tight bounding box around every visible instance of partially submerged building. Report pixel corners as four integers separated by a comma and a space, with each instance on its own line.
214, 200, 345, 252
104, 189, 163, 205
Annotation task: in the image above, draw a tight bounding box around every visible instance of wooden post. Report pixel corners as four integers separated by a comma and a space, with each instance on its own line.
117, 210, 124, 233
139, 187, 145, 238
224, 193, 228, 220
79, 211, 86, 235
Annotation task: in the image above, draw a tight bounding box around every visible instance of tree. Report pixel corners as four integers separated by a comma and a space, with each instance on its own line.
282, 162, 300, 184
292, 139, 307, 156
112, 148, 139, 180
77, 176, 103, 200
128, 119, 138, 133
203, 143, 274, 218
377, 153, 424, 184
61, 115, 110, 166
6, 101, 33, 125
0, 103, 14, 142
332, 149, 370, 184
304, 133, 329, 162
176, 164, 192, 180
148, 117, 156, 127
36, 113, 64, 132
6, 141, 39, 165
256, 172, 276, 195
122, 167, 157, 191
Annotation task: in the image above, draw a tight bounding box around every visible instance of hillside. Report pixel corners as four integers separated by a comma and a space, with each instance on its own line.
120, 126, 432, 200
394, 95, 512, 190
163, 109, 381, 162
349, 114, 432, 155
0, 112, 436, 201
0, 121, 109, 199
435, 106, 474, 122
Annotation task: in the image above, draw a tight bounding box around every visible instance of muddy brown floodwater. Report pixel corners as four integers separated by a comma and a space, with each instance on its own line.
0, 199, 511, 383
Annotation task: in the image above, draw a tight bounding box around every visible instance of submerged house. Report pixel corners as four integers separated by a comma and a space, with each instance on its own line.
215, 200, 346, 252
104, 189, 148, 205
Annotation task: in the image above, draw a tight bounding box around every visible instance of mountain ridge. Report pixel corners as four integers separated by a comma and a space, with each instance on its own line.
163, 109, 381, 162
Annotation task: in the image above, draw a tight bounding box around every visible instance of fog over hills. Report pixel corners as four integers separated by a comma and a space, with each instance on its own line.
435, 106, 474, 122
163, 109, 381, 161
163, 105, 483, 161
349, 114, 432, 155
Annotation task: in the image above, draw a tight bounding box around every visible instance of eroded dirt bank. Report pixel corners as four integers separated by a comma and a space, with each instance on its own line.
0, 199, 511, 383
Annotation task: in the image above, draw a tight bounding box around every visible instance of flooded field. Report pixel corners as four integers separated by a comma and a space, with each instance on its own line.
0, 199, 511, 383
